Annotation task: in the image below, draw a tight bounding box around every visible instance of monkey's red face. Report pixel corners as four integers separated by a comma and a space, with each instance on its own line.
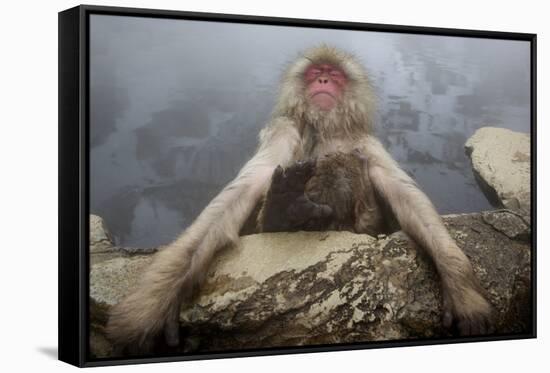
304, 64, 347, 111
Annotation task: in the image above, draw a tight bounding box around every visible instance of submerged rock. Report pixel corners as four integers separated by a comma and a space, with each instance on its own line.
89, 210, 531, 357
465, 127, 531, 216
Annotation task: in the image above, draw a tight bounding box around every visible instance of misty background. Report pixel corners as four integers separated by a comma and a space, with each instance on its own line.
89, 15, 530, 248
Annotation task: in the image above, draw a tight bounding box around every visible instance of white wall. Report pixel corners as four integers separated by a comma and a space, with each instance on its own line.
0, 0, 546, 372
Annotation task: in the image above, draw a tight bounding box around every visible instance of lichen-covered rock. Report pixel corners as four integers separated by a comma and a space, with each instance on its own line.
89, 210, 531, 357
465, 127, 531, 216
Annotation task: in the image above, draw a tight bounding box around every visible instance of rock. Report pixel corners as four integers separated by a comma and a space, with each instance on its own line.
90, 215, 114, 253
89, 215, 124, 265
89, 211, 531, 357
89, 214, 158, 266
465, 127, 531, 216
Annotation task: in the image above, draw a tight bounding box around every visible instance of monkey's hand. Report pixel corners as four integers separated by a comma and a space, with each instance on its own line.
440, 266, 493, 336
262, 160, 332, 232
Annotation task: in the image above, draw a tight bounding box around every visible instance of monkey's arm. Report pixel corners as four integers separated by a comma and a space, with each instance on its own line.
107, 117, 301, 352
358, 136, 491, 336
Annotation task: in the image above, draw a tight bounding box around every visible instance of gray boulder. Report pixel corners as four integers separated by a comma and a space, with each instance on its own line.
465, 127, 531, 216
89, 211, 531, 357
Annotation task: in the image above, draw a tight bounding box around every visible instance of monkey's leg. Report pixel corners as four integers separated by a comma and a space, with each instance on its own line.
359, 137, 492, 336
106, 118, 301, 353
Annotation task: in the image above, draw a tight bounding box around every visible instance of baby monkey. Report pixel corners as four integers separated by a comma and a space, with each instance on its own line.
258, 151, 391, 236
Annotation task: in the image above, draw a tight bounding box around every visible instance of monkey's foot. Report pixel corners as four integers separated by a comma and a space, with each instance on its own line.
287, 195, 333, 230
274, 160, 332, 230
262, 160, 332, 232
271, 160, 316, 194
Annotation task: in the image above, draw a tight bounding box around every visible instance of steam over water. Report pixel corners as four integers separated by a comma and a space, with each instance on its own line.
90, 15, 530, 247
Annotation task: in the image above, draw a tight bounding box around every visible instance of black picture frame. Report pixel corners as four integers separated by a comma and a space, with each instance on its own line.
59, 4, 537, 367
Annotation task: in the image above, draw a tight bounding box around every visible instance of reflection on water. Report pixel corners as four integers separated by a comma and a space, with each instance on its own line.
90, 16, 530, 247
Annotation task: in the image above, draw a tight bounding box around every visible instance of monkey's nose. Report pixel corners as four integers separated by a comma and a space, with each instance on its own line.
318, 77, 329, 84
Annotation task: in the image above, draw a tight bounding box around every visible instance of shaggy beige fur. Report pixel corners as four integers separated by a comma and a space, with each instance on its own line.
106, 45, 491, 353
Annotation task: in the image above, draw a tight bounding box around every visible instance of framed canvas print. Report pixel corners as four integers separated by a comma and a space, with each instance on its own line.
58, 4, 536, 367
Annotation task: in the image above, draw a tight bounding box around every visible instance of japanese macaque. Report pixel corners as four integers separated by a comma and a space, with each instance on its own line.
106, 45, 492, 353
